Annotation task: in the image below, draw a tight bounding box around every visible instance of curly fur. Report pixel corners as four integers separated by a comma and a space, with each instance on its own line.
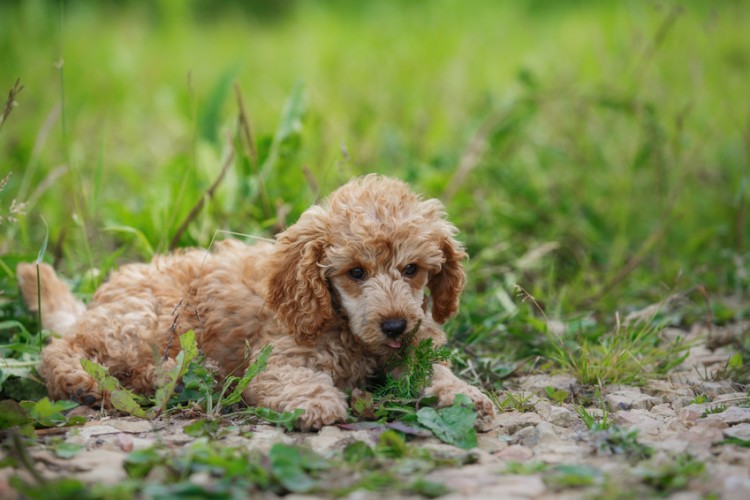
18, 175, 496, 430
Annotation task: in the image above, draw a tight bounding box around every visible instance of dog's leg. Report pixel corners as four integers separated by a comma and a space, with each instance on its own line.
38, 336, 104, 405
36, 288, 173, 405
243, 363, 348, 431
424, 364, 497, 431
17, 262, 86, 336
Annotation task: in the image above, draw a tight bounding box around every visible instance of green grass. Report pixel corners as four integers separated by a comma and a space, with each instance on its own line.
0, 1, 749, 494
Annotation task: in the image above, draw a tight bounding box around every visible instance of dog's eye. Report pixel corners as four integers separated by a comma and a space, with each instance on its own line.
403, 263, 418, 277
348, 267, 366, 281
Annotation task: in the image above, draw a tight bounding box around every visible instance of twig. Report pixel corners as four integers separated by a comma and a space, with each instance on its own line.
234, 83, 271, 217
162, 299, 184, 361
9, 430, 46, 485
0, 78, 24, 134
302, 165, 319, 201
169, 136, 235, 249
514, 284, 549, 321
443, 110, 505, 202
584, 224, 666, 305
632, 4, 683, 84
696, 284, 713, 333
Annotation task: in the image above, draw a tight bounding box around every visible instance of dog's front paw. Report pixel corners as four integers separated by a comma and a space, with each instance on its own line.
426, 382, 497, 432
295, 395, 348, 432
462, 386, 497, 432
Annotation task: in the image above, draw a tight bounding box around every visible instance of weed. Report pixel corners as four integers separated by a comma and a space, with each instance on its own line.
577, 404, 612, 432
544, 464, 603, 490
80, 331, 275, 420
415, 394, 478, 449
638, 454, 706, 494
577, 395, 652, 462
713, 351, 748, 383
17, 398, 86, 429
502, 461, 548, 475
701, 404, 727, 417
592, 426, 653, 462
9, 432, 468, 498
541, 308, 689, 386
690, 394, 710, 404
375, 338, 451, 400
544, 385, 569, 403
498, 391, 535, 413
720, 436, 750, 448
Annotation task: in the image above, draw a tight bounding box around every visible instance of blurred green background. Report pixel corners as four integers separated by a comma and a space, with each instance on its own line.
1, 0, 749, 374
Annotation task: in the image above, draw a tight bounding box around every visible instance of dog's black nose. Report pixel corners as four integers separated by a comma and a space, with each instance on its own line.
381, 318, 407, 338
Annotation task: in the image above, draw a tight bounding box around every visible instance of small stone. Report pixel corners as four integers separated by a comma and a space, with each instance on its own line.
660, 327, 690, 342
671, 397, 697, 410
495, 444, 534, 462
518, 374, 577, 394
643, 379, 694, 399
614, 409, 666, 439
678, 425, 725, 450
722, 475, 750, 500
650, 403, 676, 418
477, 433, 509, 454
535, 403, 575, 427
307, 425, 346, 453
71, 425, 123, 441
511, 421, 574, 449
605, 388, 659, 411
247, 425, 292, 452
109, 418, 152, 434
705, 406, 750, 426
428, 465, 545, 498
493, 410, 541, 435
715, 392, 750, 404
70, 449, 129, 484
717, 447, 750, 468
723, 423, 750, 441
693, 380, 737, 399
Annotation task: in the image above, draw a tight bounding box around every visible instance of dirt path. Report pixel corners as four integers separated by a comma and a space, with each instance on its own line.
2, 323, 749, 498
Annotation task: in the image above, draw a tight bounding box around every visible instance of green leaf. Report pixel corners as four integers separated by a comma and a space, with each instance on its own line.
416, 394, 477, 449
545, 464, 602, 488
9, 477, 89, 499
408, 478, 450, 498
376, 429, 409, 458
152, 330, 199, 415
102, 225, 154, 259
0, 400, 29, 429
351, 388, 376, 419
184, 418, 222, 438
53, 442, 85, 459
251, 407, 303, 432
342, 441, 376, 464
728, 352, 743, 370
110, 390, 148, 418
544, 386, 568, 403
720, 436, 750, 448
80, 358, 147, 417
259, 81, 307, 177
269, 443, 317, 493
221, 344, 272, 407
124, 446, 164, 479
19, 397, 80, 428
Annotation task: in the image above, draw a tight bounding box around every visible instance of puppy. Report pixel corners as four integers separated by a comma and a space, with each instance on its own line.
18, 175, 496, 430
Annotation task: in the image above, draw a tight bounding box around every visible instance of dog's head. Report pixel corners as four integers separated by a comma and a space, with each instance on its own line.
265, 175, 466, 355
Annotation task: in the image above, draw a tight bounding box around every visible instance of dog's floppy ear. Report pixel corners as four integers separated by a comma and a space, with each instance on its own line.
266, 207, 334, 344
428, 224, 467, 324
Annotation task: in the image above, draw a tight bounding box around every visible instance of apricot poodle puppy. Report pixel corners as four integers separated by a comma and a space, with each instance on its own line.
18, 175, 496, 430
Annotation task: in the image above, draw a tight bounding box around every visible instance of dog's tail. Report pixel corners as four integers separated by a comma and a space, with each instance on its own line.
16, 263, 86, 336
